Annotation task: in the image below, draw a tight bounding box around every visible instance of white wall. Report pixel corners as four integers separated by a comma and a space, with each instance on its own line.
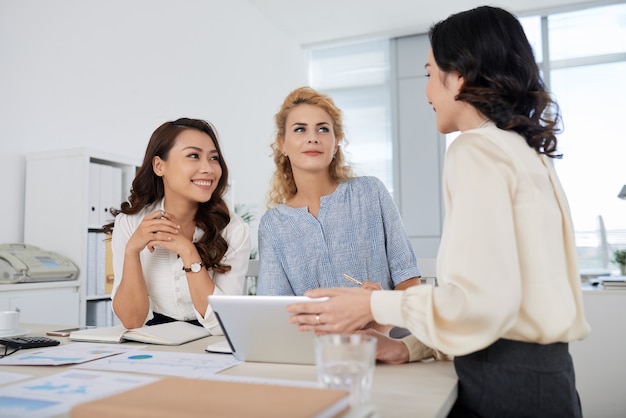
570, 288, 626, 417
0, 0, 307, 243
392, 34, 445, 258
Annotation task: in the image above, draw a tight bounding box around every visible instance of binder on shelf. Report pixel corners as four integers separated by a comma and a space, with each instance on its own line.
106, 165, 122, 225
86, 232, 97, 296
89, 162, 123, 229
104, 234, 114, 294
96, 232, 107, 296
98, 164, 114, 227
88, 163, 101, 228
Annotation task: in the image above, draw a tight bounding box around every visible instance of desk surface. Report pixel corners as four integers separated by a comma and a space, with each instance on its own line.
0, 324, 457, 418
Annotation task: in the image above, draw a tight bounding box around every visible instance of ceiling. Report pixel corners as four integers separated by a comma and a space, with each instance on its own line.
246, 0, 602, 47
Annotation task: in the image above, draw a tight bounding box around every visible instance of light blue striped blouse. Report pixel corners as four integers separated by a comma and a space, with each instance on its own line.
257, 176, 420, 295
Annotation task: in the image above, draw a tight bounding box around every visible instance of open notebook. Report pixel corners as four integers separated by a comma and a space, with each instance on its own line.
207, 295, 327, 365
69, 321, 210, 345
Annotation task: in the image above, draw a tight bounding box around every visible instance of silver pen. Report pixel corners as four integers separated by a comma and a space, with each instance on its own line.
342, 273, 363, 286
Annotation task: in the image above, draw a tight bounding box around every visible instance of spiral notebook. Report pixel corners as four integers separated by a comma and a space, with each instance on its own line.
207, 295, 327, 365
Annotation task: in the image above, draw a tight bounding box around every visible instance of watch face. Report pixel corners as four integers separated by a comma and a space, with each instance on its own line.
190, 262, 202, 273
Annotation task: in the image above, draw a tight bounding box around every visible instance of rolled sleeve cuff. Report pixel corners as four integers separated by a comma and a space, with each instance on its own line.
400, 335, 435, 362
199, 288, 228, 335
371, 290, 406, 327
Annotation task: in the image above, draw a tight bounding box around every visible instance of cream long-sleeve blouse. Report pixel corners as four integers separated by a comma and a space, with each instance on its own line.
111, 200, 251, 335
372, 123, 590, 356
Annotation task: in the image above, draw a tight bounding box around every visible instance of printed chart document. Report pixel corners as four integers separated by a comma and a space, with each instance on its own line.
0, 343, 141, 366
0, 369, 157, 418
69, 321, 210, 345
74, 350, 241, 379
71, 376, 351, 418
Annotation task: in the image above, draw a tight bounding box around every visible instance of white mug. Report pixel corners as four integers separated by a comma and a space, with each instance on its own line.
0, 310, 20, 331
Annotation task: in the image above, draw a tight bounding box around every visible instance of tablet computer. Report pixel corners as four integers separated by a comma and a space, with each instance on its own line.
208, 295, 327, 365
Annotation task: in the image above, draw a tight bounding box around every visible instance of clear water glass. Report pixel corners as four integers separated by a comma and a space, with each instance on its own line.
315, 334, 377, 405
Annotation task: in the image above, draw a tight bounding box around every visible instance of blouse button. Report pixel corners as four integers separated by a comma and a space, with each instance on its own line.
175, 287, 179, 292
177, 298, 182, 302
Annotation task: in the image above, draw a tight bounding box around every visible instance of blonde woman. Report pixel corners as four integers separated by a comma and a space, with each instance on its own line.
257, 87, 442, 364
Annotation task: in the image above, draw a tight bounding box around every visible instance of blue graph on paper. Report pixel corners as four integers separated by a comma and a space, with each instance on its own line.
75, 350, 241, 379
0, 370, 157, 418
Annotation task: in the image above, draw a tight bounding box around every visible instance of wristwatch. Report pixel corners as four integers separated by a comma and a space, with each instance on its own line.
182, 262, 203, 273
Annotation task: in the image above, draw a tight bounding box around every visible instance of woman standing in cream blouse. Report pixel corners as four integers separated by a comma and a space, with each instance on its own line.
288, 6, 590, 417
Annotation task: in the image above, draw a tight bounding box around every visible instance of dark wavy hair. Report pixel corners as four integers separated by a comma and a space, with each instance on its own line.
429, 6, 562, 157
104, 118, 232, 273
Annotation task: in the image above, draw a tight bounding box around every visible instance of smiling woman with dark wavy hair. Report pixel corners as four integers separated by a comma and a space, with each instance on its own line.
104, 118, 250, 334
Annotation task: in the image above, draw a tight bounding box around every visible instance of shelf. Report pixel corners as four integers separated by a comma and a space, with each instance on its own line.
0, 280, 80, 292
24, 147, 139, 326
86, 294, 112, 301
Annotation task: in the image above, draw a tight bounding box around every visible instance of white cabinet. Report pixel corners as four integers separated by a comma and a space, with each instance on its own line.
23, 148, 139, 326
0, 282, 80, 326
570, 287, 626, 417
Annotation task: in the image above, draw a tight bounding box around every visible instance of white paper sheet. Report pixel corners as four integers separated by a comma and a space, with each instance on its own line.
0, 370, 157, 418
0, 343, 145, 366
74, 350, 242, 379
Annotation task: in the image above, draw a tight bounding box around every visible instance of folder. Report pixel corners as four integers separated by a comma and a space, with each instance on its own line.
70, 376, 350, 418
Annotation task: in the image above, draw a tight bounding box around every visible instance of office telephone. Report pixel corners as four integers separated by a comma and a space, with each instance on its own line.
0, 243, 79, 284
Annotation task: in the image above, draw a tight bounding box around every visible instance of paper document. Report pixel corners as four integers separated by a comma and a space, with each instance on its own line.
74, 350, 241, 379
0, 370, 157, 418
0, 343, 142, 366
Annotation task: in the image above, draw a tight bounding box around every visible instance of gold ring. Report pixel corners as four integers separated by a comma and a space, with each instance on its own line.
315, 314, 321, 325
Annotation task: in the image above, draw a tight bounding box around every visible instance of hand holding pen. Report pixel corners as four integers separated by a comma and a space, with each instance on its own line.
343, 274, 382, 291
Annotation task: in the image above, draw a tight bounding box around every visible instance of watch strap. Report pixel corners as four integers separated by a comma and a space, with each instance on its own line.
182, 262, 203, 273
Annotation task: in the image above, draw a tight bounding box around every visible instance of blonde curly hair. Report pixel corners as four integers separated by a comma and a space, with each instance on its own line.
267, 86, 354, 207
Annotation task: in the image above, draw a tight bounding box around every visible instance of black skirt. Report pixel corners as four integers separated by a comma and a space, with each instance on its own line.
448, 338, 582, 418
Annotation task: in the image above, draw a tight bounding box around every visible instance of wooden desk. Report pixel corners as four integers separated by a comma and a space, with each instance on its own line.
0, 324, 457, 418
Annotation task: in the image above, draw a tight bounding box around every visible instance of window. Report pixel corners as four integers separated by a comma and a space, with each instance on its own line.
523, 3, 626, 275
454, 3, 626, 275
311, 3, 626, 276
309, 40, 394, 192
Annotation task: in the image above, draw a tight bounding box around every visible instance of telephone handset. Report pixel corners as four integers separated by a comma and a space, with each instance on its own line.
0, 243, 79, 284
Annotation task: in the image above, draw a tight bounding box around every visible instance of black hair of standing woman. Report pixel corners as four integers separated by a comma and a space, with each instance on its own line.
103, 118, 232, 273
429, 5, 562, 158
